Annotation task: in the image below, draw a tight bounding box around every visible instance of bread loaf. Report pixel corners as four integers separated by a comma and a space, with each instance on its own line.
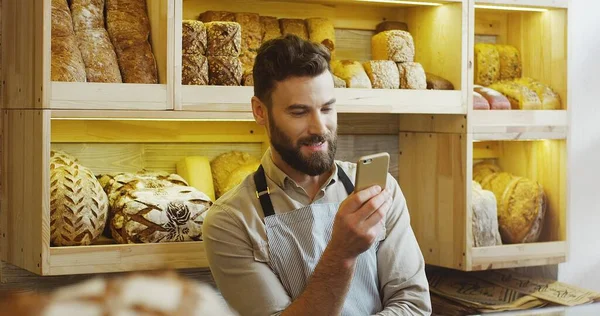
333, 74, 346, 88
51, 0, 75, 37
182, 20, 207, 55
474, 43, 500, 86
106, 0, 151, 46
240, 51, 257, 76
306, 17, 335, 58
111, 185, 211, 243
472, 181, 502, 247
398, 62, 426, 89
222, 161, 261, 194
243, 72, 254, 86
182, 54, 208, 85
473, 91, 490, 110
375, 21, 409, 34
76, 29, 123, 82
235, 12, 261, 52
208, 56, 243, 86
51, 34, 87, 82
371, 30, 415, 63
205, 22, 241, 56
473, 161, 501, 184
198, 10, 235, 22
496, 44, 522, 81
426, 72, 454, 90
331, 60, 372, 89
489, 81, 542, 110
50, 151, 109, 246
279, 18, 309, 41
363, 60, 400, 89
514, 77, 561, 110
211, 151, 260, 199
260, 16, 281, 42
115, 41, 158, 83
70, 0, 105, 32
474, 85, 511, 110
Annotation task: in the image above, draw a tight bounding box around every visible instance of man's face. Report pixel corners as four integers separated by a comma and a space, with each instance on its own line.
266, 71, 337, 176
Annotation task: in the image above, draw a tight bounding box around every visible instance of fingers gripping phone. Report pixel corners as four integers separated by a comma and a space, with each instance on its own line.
354, 152, 390, 193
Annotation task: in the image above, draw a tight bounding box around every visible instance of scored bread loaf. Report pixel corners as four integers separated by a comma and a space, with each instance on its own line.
474, 85, 511, 110
208, 56, 243, 86
76, 29, 123, 82
205, 21, 242, 56
51, 0, 87, 82
115, 41, 158, 83
473, 91, 491, 110
279, 18, 309, 40
426, 72, 454, 90
182, 20, 207, 55
489, 81, 542, 110
182, 54, 208, 85
363, 60, 400, 89
371, 30, 415, 63
211, 151, 260, 199
375, 21, 409, 34
496, 44, 522, 81
198, 10, 235, 22
260, 16, 281, 42
514, 77, 561, 110
398, 62, 426, 89
473, 160, 502, 184
474, 43, 500, 86
331, 60, 372, 89
306, 17, 335, 58
333, 74, 346, 88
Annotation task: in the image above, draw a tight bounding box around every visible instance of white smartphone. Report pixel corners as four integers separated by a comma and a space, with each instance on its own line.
354, 152, 390, 193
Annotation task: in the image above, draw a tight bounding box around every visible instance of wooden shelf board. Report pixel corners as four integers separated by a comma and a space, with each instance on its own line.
470, 241, 567, 271
47, 241, 208, 275
474, 0, 567, 9
182, 86, 464, 114
50, 110, 256, 121
266, 0, 463, 8
50, 82, 170, 110
471, 110, 568, 140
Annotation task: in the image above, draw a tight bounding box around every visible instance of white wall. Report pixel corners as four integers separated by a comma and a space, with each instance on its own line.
558, 0, 600, 291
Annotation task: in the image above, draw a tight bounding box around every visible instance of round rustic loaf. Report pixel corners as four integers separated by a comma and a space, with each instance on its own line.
222, 161, 261, 195
50, 163, 109, 246
210, 151, 259, 199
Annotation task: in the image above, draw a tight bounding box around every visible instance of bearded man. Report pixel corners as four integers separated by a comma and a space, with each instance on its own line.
203, 34, 432, 316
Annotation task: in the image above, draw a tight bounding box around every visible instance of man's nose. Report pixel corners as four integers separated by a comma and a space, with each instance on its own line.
308, 111, 327, 135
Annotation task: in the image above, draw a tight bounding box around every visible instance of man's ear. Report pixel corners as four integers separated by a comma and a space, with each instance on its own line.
251, 96, 267, 126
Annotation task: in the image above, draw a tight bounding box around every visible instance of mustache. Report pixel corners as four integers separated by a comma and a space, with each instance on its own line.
299, 134, 328, 146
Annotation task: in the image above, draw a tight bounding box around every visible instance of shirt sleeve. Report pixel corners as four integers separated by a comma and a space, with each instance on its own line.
203, 204, 292, 316
373, 173, 433, 316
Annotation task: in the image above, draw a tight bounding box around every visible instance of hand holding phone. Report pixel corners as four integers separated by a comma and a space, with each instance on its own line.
354, 152, 390, 193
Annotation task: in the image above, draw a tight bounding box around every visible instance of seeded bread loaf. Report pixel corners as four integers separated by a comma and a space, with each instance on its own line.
496, 44, 522, 81
474, 85, 511, 110
279, 18, 308, 40
182, 20, 207, 55
331, 60, 372, 89
489, 81, 542, 110
235, 12, 261, 74
306, 17, 335, 58
208, 56, 243, 86
198, 10, 235, 22
398, 62, 426, 89
205, 21, 241, 56
363, 60, 400, 89
514, 77, 561, 110
474, 43, 500, 86
371, 30, 415, 63
260, 16, 281, 42
182, 54, 208, 85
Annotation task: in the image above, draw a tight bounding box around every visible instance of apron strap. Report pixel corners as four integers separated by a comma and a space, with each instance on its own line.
254, 163, 355, 218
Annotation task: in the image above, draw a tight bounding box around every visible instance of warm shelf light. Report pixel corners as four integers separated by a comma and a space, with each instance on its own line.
474, 4, 548, 12
356, 0, 442, 5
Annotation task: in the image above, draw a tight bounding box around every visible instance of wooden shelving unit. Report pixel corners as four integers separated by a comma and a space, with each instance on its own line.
0, 0, 570, 276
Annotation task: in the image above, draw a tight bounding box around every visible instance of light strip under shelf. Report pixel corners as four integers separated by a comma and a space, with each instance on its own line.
356, 0, 442, 6
474, 4, 548, 12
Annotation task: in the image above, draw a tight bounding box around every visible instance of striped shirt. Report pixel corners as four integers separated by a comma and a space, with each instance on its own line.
203, 148, 432, 316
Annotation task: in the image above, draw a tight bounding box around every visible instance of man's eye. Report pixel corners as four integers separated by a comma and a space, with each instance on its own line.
322, 107, 332, 113
291, 111, 306, 116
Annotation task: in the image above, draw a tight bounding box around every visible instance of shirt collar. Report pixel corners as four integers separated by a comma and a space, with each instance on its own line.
260, 147, 338, 191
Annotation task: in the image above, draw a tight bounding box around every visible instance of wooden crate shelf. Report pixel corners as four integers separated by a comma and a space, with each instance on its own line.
474, 0, 568, 10
471, 110, 568, 140
470, 241, 567, 271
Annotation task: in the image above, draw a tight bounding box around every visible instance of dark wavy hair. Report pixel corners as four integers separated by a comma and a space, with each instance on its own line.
252, 34, 331, 108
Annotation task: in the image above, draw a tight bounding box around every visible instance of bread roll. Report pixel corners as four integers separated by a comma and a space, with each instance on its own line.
333, 74, 346, 88
182, 20, 207, 55
514, 77, 561, 110
51, 34, 87, 82
260, 16, 281, 42
426, 72, 454, 90
371, 30, 415, 63
473, 91, 490, 110
375, 21, 409, 34
398, 62, 426, 89
208, 56, 243, 86
182, 54, 208, 85
363, 60, 399, 89
279, 18, 308, 40
106, 0, 151, 46
489, 81, 542, 110
51, 0, 75, 37
496, 44, 522, 81
115, 41, 158, 83
205, 21, 241, 56
474, 43, 500, 86
70, 0, 105, 32
76, 29, 123, 82
198, 10, 235, 22
331, 60, 372, 89
306, 17, 335, 58
474, 85, 511, 110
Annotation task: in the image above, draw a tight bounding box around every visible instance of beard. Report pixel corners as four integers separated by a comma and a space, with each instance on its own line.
268, 114, 337, 176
